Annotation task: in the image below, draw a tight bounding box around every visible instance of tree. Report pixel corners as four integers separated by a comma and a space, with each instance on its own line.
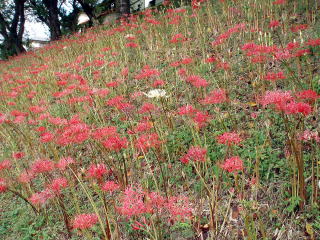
28, 0, 62, 40
115, 0, 130, 16
0, 0, 27, 58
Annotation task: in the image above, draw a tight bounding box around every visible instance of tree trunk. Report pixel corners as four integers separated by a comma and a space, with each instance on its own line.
43, 0, 61, 40
116, 0, 130, 16
0, 0, 26, 58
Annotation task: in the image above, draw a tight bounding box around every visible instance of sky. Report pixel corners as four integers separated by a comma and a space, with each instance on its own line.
24, 21, 50, 41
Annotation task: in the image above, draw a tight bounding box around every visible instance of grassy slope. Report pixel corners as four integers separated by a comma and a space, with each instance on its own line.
0, 0, 320, 239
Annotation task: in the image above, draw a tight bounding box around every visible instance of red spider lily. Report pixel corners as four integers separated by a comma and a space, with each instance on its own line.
201, 89, 228, 104
40, 131, 54, 143
180, 146, 207, 164
106, 95, 132, 110
135, 133, 162, 151
272, 0, 285, 4
135, 65, 160, 80
290, 24, 308, 32
0, 178, 7, 193
221, 156, 244, 173
126, 42, 139, 48
295, 90, 319, 101
29, 189, 54, 205
0, 160, 11, 171
166, 195, 193, 222
56, 122, 90, 146
263, 71, 286, 82
177, 105, 198, 116
72, 213, 98, 230
18, 170, 35, 184
117, 186, 151, 217
286, 42, 300, 50
101, 181, 120, 193
269, 20, 280, 29
139, 102, 157, 114
185, 75, 208, 88
30, 159, 55, 174
181, 57, 193, 65
86, 163, 108, 179
152, 79, 165, 87
56, 157, 75, 170
260, 90, 293, 110
92, 126, 118, 140
216, 132, 242, 146
170, 33, 188, 43
47, 177, 68, 194
192, 111, 211, 128
133, 120, 153, 133
102, 135, 128, 152
205, 57, 216, 63
284, 101, 312, 116
306, 38, 320, 46
12, 152, 24, 159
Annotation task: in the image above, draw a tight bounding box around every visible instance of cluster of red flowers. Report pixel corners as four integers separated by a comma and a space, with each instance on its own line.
72, 213, 99, 230
221, 156, 244, 173
263, 71, 286, 82
260, 90, 314, 116
117, 186, 193, 223
211, 23, 246, 46
180, 146, 207, 164
216, 132, 242, 146
200, 89, 228, 105
178, 105, 211, 128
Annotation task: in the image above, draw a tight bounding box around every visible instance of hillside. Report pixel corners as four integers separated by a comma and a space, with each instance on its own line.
0, 0, 319, 239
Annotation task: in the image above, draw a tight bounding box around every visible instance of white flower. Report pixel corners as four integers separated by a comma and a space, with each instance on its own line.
143, 89, 168, 99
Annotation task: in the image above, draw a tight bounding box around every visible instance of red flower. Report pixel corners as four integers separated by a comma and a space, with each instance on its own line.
272, 0, 285, 4
216, 132, 242, 146
56, 156, 75, 170
263, 71, 286, 82
117, 186, 150, 217
221, 156, 243, 173
87, 164, 108, 179
290, 24, 308, 33
31, 159, 55, 174
102, 135, 128, 152
92, 126, 118, 140
185, 75, 208, 88
284, 101, 312, 116
72, 213, 99, 229
177, 105, 197, 116
0, 160, 11, 171
0, 178, 7, 193
47, 177, 68, 194
133, 120, 153, 133
192, 111, 210, 128
269, 20, 280, 28
295, 90, 319, 101
101, 181, 120, 192
135, 133, 162, 151
260, 90, 293, 110
180, 146, 207, 164
29, 189, 54, 205
201, 89, 228, 104
12, 152, 24, 159
306, 38, 320, 46
139, 103, 157, 114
